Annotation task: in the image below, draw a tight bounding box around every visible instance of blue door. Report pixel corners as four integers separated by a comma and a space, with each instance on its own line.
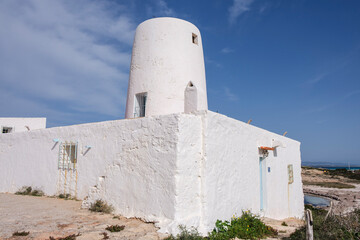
259, 157, 265, 211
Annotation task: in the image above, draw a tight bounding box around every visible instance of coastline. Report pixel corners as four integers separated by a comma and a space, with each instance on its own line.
302, 167, 360, 214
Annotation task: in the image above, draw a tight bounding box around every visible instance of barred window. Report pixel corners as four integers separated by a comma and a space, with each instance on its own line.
58, 142, 78, 170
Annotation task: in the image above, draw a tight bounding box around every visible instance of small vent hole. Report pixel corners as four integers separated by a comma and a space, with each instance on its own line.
192, 33, 198, 45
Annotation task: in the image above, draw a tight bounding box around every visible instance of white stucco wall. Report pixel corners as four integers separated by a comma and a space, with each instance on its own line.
0, 111, 303, 235
200, 111, 304, 233
0, 118, 46, 133
125, 17, 208, 119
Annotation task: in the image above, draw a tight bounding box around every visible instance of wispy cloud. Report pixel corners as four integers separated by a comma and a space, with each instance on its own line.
344, 90, 360, 99
221, 47, 235, 54
205, 57, 222, 68
305, 73, 328, 85
0, 0, 136, 125
304, 90, 360, 115
147, 0, 175, 17
224, 87, 239, 101
228, 0, 254, 24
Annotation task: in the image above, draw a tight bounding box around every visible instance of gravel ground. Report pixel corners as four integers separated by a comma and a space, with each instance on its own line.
0, 193, 166, 240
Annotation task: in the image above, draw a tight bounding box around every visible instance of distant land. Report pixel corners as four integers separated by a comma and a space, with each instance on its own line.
302, 161, 360, 169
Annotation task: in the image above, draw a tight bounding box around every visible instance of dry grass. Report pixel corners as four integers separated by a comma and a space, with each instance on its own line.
303, 181, 355, 189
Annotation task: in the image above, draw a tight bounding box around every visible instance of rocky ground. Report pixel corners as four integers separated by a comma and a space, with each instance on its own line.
0, 193, 166, 240
0, 193, 304, 240
3, 168, 358, 240
302, 167, 360, 214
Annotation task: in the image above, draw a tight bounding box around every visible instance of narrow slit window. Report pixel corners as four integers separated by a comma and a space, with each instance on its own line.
2, 126, 13, 133
192, 33, 198, 45
134, 92, 147, 118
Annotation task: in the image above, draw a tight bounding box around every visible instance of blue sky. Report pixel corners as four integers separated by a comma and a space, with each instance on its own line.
0, 0, 359, 164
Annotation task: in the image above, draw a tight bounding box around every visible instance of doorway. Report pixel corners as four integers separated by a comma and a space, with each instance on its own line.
259, 157, 266, 211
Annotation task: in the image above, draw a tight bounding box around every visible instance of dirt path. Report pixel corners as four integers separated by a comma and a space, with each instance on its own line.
0, 193, 166, 240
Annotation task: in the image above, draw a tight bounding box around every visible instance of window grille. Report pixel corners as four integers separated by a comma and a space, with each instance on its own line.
288, 164, 294, 184
134, 93, 147, 118
58, 141, 78, 170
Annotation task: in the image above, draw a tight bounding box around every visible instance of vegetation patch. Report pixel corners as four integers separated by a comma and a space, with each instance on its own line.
166, 211, 277, 240
324, 168, 360, 182
57, 193, 77, 200
49, 233, 81, 240
89, 199, 114, 213
164, 225, 203, 240
281, 221, 288, 226
105, 224, 125, 232
12, 231, 30, 236
100, 232, 109, 239
284, 205, 360, 240
209, 211, 278, 240
15, 186, 44, 196
303, 181, 355, 189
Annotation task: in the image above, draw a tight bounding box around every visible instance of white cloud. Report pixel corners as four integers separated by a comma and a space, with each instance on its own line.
228, 0, 254, 24
0, 0, 136, 125
221, 47, 235, 54
224, 87, 239, 101
147, 0, 175, 17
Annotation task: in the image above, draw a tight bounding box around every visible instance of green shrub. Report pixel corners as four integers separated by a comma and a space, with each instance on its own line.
15, 186, 44, 196
89, 200, 114, 213
281, 221, 288, 226
166, 211, 277, 240
284, 205, 360, 240
105, 224, 125, 232
164, 225, 204, 240
209, 211, 277, 240
12, 231, 30, 236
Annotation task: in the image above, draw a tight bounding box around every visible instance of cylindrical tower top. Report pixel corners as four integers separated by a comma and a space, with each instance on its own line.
125, 17, 208, 119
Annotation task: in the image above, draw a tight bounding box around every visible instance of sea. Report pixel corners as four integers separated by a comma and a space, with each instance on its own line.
302, 162, 360, 170
322, 167, 360, 170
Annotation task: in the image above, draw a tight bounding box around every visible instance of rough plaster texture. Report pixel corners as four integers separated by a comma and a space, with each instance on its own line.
0, 111, 303, 235
125, 17, 208, 118
201, 111, 304, 233
0, 118, 46, 133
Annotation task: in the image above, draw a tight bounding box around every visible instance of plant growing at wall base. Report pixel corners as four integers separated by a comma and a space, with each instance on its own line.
164, 225, 204, 240
209, 211, 278, 240
15, 186, 44, 196
165, 212, 277, 240
89, 199, 114, 213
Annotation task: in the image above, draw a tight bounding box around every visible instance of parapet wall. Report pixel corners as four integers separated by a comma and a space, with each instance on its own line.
0, 117, 46, 133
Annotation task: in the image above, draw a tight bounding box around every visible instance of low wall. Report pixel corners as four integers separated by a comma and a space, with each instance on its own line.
0, 115, 181, 225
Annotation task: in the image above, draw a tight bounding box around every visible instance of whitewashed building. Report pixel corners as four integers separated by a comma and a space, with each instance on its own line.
0, 18, 304, 235
0, 118, 46, 134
